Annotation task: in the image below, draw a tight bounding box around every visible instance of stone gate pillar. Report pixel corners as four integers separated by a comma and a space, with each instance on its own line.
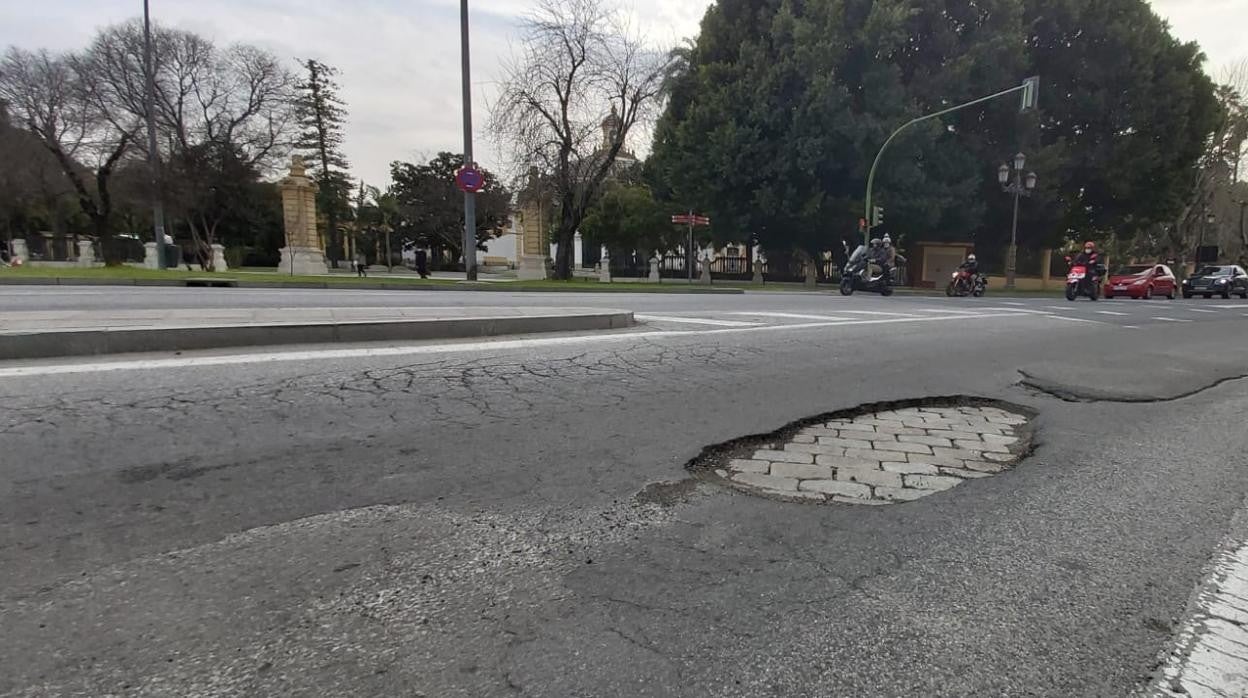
516, 167, 551, 280
277, 156, 328, 275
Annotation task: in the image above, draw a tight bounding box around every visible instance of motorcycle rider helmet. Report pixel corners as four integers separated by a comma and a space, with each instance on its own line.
967, 254, 976, 262
1083, 241, 1096, 253
869, 238, 882, 248
882, 234, 892, 247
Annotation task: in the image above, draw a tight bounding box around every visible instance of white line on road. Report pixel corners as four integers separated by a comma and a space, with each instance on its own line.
725, 311, 854, 321
634, 315, 760, 327
1123, 325, 1141, 329
1147, 525, 1248, 697
0, 312, 1042, 377
1095, 311, 1129, 316
832, 310, 922, 318
1046, 315, 1108, 325
1187, 308, 1218, 314
1001, 302, 1026, 306
1152, 317, 1194, 323
1211, 304, 1248, 309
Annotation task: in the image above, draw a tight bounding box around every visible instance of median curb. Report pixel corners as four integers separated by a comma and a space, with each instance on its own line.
0, 277, 744, 294
0, 311, 635, 361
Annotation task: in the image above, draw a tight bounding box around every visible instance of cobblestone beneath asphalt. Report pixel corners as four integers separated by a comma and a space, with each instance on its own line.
710, 404, 1032, 506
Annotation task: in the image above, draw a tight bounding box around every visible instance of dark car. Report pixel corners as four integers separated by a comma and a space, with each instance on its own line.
1182, 265, 1248, 299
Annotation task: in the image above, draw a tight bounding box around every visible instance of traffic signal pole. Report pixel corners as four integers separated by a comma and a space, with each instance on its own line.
863, 79, 1036, 246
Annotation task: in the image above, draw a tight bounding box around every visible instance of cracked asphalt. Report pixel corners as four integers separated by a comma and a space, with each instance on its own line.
2, 286, 1248, 696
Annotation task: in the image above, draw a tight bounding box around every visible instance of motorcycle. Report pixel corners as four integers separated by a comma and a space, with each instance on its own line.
839, 243, 902, 296
1065, 256, 1106, 301
946, 269, 987, 297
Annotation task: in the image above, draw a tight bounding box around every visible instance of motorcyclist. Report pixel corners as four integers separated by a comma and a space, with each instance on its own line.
1073, 241, 1102, 280
958, 254, 979, 275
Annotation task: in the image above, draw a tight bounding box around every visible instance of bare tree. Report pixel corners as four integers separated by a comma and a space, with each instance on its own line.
489, 0, 668, 279
0, 47, 138, 263
80, 21, 296, 269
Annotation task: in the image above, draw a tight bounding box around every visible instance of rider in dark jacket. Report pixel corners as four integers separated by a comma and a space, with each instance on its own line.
1073, 242, 1101, 276
958, 254, 979, 275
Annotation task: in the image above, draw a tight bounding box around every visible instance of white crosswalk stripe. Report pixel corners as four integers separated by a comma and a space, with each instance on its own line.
634, 315, 760, 327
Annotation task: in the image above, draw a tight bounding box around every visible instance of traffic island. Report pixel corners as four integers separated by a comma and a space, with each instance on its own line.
688, 398, 1035, 505
0, 307, 634, 361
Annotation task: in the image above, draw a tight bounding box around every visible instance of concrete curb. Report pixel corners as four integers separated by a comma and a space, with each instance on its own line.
0, 311, 634, 361
0, 277, 744, 294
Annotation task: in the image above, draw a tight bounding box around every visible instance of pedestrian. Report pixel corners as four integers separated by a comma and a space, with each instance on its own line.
355, 252, 368, 277
415, 248, 429, 279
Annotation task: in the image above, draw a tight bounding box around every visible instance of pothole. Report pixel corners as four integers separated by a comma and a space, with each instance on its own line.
688, 399, 1035, 505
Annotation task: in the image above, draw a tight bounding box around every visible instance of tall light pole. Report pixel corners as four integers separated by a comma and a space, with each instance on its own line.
143, 0, 167, 269
459, 0, 478, 281
998, 152, 1037, 290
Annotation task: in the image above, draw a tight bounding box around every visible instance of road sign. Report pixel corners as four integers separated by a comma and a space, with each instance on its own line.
455, 166, 485, 193
1021, 75, 1040, 112
671, 214, 711, 226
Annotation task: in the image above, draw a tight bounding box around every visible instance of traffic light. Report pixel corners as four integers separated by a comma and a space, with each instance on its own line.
871, 206, 885, 227
1021, 75, 1040, 112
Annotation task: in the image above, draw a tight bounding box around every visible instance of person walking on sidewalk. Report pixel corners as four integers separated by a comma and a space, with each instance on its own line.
355, 252, 368, 277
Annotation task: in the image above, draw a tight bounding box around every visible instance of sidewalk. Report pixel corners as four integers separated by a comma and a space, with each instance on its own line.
0, 307, 634, 360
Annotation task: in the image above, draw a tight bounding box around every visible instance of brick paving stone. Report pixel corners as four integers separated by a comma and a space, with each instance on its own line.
826, 421, 876, 433
895, 434, 954, 448
859, 418, 906, 428
728, 459, 771, 473
763, 489, 826, 501
790, 434, 817, 444
732, 472, 799, 491
925, 430, 985, 442
771, 463, 835, 480
799, 479, 871, 499
832, 496, 890, 505
932, 446, 984, 461
874, 486, 929, 502
903, 474, 963, 491
843, 448, 890, 463
784, 443, 827, 455
715, 469, 729, 478
983, 452, 1016, 463
938, 466, 992, 479
800, 427, 842, 438
836, 467, 903, 488
882, 462, 940, 475
818, 437, 875, 451
963, 439, 1010, 453
753, 449, 813, 464
981, 433, 1020, 445
871, 440, 933, 455
962, 460, 1008, 473
873, 425, 927, 436
816, 454, 873, 469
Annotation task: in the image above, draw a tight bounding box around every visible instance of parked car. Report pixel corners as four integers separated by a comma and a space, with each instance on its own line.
1104, 264, 1177, 300
1181, 265, 1248, 299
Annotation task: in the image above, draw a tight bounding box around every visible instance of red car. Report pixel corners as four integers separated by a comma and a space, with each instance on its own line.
1104, 264, 1177, 299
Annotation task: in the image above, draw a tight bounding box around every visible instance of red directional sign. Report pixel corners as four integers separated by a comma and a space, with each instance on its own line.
671, 213, 711, 226
455, 166, 485, 193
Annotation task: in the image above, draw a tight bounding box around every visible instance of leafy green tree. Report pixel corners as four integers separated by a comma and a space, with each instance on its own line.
580, 183, 676, 261
388, 152, 510, 261
651, 0, 1219, 268
295, 59, 351, 267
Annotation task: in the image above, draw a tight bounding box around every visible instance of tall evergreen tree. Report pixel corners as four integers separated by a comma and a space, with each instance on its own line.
295, 59, 351, 267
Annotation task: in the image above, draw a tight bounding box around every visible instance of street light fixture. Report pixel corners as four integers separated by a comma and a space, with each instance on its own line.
1000, 152, 1037, 290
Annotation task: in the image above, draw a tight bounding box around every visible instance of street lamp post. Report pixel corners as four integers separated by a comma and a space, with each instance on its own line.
998, 152, 1037, 290
142, 0, 166, 270
459, 0, 477, 281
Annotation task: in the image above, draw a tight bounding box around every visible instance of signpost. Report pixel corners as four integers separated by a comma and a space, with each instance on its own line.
455, 165, 485, 193
672, 212, 711, 282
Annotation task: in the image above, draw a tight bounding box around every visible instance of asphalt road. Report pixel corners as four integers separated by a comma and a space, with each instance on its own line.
2, 285, 1247, 696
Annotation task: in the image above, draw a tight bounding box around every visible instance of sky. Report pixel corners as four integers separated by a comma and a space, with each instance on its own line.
1, 0, 1244, 189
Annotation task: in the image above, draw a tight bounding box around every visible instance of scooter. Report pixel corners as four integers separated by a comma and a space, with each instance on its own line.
1065, 257, 1106, 301
839, 243, 899, 296
946, 269, 987, 297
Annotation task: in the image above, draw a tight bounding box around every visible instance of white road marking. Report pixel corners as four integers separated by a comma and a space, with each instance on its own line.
634, 315, 760, 327
1152, 317, 1193, 323
725, 311, 854, 321
1095, 311, 1129, 316
1046, 315, 1108, 325
1187, 308, 1218, 314
1001, 302, 1026, 306
0, 312, 1043, 377
833, 310, 922, 317
1211, 304, 1248, 309
1123, 325, 1141, 329
1044, 305, 1073, 311
1147, 528, 1248, 697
